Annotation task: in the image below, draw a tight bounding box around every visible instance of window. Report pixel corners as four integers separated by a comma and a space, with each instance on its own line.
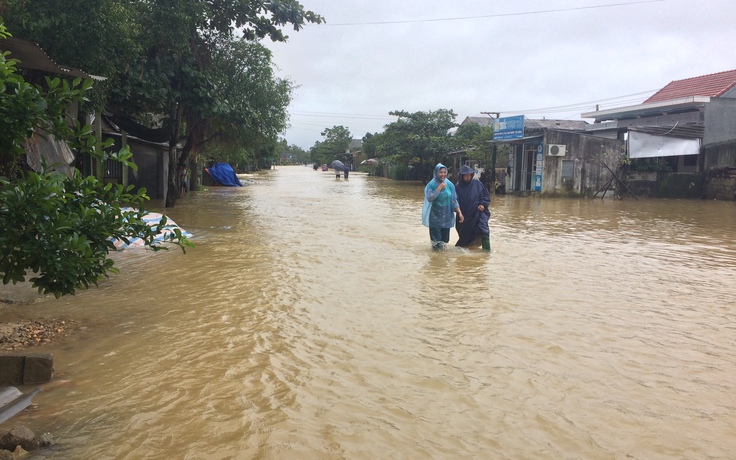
561, 160, 574, 179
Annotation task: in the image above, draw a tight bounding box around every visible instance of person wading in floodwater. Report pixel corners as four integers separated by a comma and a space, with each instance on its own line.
454, 164, 491, 252
422, 163, 463, 250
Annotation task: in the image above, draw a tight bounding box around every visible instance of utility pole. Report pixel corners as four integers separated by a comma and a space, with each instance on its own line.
481, 112, 500, 191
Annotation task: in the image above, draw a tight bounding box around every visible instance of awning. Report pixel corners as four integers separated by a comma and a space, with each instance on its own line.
628, 131, 700, 159
487, 135, 543, 144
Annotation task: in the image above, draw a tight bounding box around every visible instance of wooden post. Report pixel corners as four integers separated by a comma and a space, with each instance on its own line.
601, 162, 639, 201
491, 143, 498, 184
121, 131, 129, 187
95, 113, 103, 180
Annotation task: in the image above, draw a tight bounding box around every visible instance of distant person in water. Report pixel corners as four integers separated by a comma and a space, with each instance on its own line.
343, 166, 349, 179
455, 165, 491, 251
422, 163, 463, 250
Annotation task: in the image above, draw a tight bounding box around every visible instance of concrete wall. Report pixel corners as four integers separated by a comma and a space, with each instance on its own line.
621, 173, 735, 200
703, 177, 736, 200
541, 130, 624, 196
625, 172, 705, 199
703, 142, 736, 170
704, 98, 736, 146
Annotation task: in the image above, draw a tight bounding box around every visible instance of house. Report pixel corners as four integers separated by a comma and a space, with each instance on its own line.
582, 69, 736, 199
101, 112, 174, 200
0, 37, 103, 177
458, 115, 624, 197
1, 37, 175, 200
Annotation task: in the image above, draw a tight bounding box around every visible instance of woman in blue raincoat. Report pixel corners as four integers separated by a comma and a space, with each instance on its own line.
422, 163, 464, 250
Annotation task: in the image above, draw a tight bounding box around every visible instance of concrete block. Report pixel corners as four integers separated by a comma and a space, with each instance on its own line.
0, 356, 25, 386
22, 355, 53, 385
0, 354, 54, 385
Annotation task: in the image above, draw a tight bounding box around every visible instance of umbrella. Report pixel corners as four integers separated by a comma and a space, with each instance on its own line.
331, 160, 345, 171
360, 158, 379, 165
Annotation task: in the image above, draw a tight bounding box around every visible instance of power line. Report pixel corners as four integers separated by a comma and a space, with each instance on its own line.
326, 0, 670, 26
500, 90, 656, 114
285, 90, 657, 123
289, 111, 395, 121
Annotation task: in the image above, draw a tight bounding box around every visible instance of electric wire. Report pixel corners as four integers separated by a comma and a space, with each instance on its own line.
326, 0, 671, 26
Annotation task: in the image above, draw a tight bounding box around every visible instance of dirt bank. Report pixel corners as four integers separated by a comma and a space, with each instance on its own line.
0, 318, 73, 351
0, 282, 74, 350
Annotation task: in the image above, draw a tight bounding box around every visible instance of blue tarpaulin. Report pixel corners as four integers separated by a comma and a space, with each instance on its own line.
206, 162, 243, 186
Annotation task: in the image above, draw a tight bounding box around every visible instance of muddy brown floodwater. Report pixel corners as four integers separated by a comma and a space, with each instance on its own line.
2, 165, 735, 459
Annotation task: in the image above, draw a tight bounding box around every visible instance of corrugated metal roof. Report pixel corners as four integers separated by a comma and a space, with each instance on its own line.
0, 37, 104, 80
524, 119, 588, 131
645, 69, 736, 103
462, 116, 588, 131
461, 116, 494, 127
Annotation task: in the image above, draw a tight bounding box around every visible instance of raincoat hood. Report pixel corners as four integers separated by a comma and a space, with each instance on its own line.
434, 163, 447, 181
459, 165, 474, 176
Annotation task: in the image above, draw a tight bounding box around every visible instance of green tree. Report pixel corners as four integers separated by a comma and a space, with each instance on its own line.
358, 129, 406, 178
0, 22, 190, 298
465, 125, 495, 162
454, 122, 481, 142
3, 0, 324, 207
184, 38, 294, 177
275, 140, 307, 164
361, 132, 378, 158
118, 2, 320, 206
385, 109, 459, 181
310, 125, 352, 165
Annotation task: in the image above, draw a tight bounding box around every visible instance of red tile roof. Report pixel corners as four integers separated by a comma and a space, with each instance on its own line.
645, 69, 736, 103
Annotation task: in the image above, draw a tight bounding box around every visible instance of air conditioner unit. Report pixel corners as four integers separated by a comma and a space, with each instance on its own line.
547, 144, 566, 157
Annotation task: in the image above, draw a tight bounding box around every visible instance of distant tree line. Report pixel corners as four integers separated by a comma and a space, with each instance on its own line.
312, 109, 499, 183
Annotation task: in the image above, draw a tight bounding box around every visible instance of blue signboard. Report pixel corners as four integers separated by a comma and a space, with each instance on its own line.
493, 115, 525, 140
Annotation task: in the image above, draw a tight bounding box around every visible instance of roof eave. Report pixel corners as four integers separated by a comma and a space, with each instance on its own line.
581, 96, 711, 122
0, 37, 106, 81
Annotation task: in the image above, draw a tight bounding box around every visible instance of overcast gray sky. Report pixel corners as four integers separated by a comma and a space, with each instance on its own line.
263, 0, 736, 150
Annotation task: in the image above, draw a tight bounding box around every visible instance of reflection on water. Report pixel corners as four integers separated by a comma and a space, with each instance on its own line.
4, 166, 735, 459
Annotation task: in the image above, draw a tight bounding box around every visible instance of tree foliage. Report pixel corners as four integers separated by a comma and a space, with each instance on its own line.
275, 139, 308, 164
2, 0, 324, 206
309, 125, 352, 165
0, 22, 191, 297
381, 109, 459, 180
0, 169, 191, 297
454, 122, 481, 142
460, 124, 495, 162
206, 39, 293, 167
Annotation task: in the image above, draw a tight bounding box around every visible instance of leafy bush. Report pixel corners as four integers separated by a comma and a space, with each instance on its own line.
389, 165, 409, 180
0, 21, 190, 297
0, 169, 191, 297
631, 158, 673, 172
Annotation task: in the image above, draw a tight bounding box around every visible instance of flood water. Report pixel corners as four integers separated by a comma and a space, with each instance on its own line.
4, 165, 736, 459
